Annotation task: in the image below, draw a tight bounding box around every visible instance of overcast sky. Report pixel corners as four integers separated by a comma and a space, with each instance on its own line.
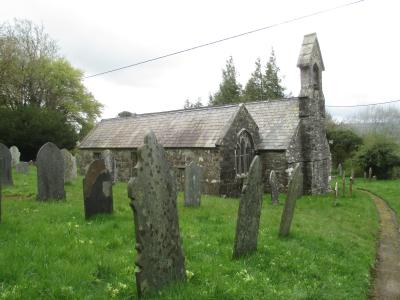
2, 0, 399, 120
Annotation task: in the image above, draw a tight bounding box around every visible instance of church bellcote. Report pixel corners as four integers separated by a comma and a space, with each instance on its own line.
297, 33, 325, 118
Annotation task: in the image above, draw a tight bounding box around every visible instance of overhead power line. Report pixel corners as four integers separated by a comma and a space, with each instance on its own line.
84, 0, 365, 79
326, 99, 400, 108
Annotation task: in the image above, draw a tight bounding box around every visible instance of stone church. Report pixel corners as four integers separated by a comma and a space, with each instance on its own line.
78, 33, 331, 196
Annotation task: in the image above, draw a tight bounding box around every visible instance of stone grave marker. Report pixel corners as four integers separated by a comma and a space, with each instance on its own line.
128, 131, 186, 297
364, 171, 367, 180
279, 164, 303, 237
83, 159, 113, 219
333, 181, 338, 206
269, 170, 279, 205
342, 171, 346, 197
9, 146, 20, 167
36, 142, 65, 201
368, 167, 372, 180
16, 162, 29, 174
233, 156, 263, 258
0, 143, 13, 186
61, 149, 78, 183
184, 161, 202, 207
338, 163, 343, 176
102, 150, 117, 183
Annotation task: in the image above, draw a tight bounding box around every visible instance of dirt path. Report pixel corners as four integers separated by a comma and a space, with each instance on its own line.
361, 190, 400, 300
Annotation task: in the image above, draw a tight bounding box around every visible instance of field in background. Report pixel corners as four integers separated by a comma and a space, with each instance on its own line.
0, 168, 381, 299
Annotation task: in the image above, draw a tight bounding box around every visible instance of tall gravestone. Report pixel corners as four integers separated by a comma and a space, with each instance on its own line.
102, 150, 117, 183
0, 143, 13, 186
338, 163, 343, 177
279, 164, 303, 237
128, 131, 186, 297
16, 162, 29, 174
83, 159, 113, 219
368, 167, 372, 180
61, 149, 78, 183
184, 161, 202, 207
233, 156, 263, 258
269, 170, 279, 205
9, 146, 20, 167
36, 142, 65, 201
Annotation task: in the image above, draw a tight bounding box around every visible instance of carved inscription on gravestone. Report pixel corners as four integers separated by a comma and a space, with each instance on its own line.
128, 131, 186, 297
269, 170, 279, 205
36, 142, 65, 201
233, 156, 263, 258
9, 146, 20, 167
0, 143, 13, 186
279, 164, 303, 237
83, 159, 113, 219
184, 161, 202, 207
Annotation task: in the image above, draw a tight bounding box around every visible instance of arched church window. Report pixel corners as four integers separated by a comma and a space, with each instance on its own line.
313, 63, 320, 90
234, 130, 255, 176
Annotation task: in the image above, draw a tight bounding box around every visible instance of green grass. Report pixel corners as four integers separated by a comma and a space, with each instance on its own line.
0, 168, 380, 299
355, 178, 400, 223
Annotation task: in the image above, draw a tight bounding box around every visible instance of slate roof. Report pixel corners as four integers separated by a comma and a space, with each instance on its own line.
245, 98, 300, 150
79, 105, 240, 149
80, 98, 301, 151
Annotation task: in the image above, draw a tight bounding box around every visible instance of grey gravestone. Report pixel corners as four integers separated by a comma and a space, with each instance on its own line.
102, 150, 117, 183
338, 163, 343, 177
9, 146, 20, 167
61, 149, 77, 183
368, 167, 372, 180
279, 164, 303, 237
83, 159, 113, 219
36, 142, 65, 201
184, 161, 202, 207
0, 143, 13, 186
128, 131, 186, 297
16, 162, 29, 174
269, 170, 279, 205
333, 181, 338, 206
233, 156, 263, 258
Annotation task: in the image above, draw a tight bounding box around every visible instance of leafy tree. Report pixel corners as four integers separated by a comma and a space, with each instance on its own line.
118, 111, 134, 117
263, 48, 285, 100
209, 56, 242, 105
326, 128, 363, 167
355, 138, 400, 179
0, 19, 102, 140
0, 106, 78, 161
242, 58, 263, 102
184, 98, 203, 109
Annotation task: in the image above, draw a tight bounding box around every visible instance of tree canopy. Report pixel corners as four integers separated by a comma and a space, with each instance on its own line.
0, 19, 102, 155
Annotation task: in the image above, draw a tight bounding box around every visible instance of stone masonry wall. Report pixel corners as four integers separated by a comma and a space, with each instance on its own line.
259, 150, 288, 192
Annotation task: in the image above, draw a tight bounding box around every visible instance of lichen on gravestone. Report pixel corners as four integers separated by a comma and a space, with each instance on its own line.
128, 131, 186, 297
61, 149, 77, 183
279, 164, 303, 237
233, 156, 263, 258
9, 146, 20, 167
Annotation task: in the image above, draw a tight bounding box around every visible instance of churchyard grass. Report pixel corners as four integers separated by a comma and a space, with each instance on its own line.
1, 168, 379, 299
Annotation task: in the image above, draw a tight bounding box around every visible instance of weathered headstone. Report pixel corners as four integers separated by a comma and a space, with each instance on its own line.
233, 156, 263, 258
0, 143, 13, 186
338, 163, 343, 177
364, 171, 367, 180
333, 181, 338, 206
102, 150, 117, 183
9, 146, 20, 167
279, 164, 303, 237
15, 162, 29, 174
36, 142, 65, 201
184, 161, 202, 207
128, 131, 186, 297
269, 170, 279, 205
368, 167, 372, 180
61, 149, 77, 183
83, 159, 113, 219
342, 171, 346, 197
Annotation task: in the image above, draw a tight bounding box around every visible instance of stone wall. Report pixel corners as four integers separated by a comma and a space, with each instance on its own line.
259, 150, 288, 192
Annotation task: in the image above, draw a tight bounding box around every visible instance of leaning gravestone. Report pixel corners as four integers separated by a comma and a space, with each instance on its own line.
9, 146, 20, 167
233, 156, 263, 258
36, 142, 65, 201
269, 170, 279, 205
102, 150, 117, 183
83, 159, 113, 219
0, 143, 13, 186
16, 162, 29, 174
61, 149, 78, 183
128, 131, 186, 297
279, 164, 303, 237
184, 161, 202, 207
